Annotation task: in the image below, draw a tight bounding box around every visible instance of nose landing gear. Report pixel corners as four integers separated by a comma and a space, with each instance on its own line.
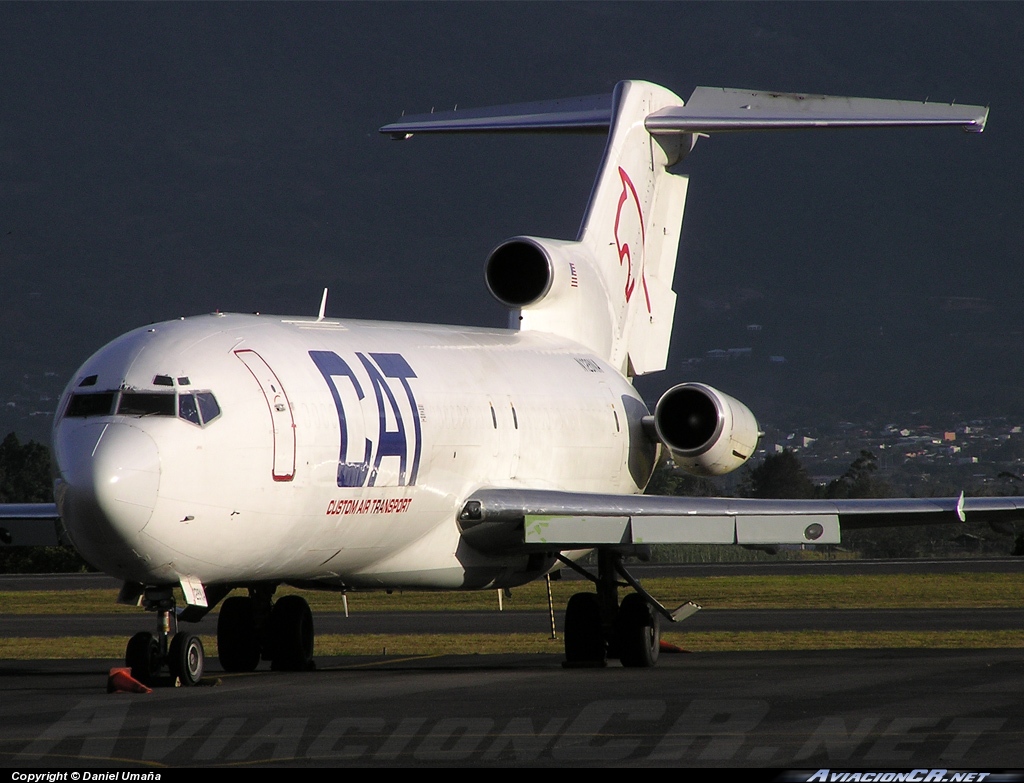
123, 586, 205, 686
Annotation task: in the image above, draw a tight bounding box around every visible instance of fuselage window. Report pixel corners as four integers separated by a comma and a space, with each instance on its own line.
66, 392, 116, 417
117, 392, 176, 417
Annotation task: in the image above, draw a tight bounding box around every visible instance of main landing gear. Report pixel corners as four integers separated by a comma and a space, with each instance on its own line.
560, 550, 700, 668
123, 586, 205, 686
216, 586, 315, 673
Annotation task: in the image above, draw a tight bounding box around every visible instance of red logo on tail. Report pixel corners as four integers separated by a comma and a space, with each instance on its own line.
613, 167, 651, 313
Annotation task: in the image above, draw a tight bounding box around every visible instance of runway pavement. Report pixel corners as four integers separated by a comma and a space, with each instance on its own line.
1, 649, 1021, 767
1, 559, 1021, 768
3, 607, 1024, 639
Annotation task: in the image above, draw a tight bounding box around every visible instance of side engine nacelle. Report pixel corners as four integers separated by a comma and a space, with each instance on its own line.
652, 383, 761, 476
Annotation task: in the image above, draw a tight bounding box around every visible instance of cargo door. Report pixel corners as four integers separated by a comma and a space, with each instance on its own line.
235, 349, 296, 481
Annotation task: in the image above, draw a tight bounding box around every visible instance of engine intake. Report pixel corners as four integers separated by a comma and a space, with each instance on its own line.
653, 383, 760, 476
485, 239, 553, 308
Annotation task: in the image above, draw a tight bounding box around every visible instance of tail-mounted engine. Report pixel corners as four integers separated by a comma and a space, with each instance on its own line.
485, 237, 589, 308
651, 383, 761, 476
485, 237, 616, 362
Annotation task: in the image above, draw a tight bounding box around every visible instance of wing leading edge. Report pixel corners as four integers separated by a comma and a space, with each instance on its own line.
458, 489, 1024, 553
0, 503, 62, 546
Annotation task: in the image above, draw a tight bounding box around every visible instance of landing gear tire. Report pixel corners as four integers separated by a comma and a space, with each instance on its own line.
218, 596, 262, 672
168, 633, 205, 686
269, 595, 315, 671
125, 631, 160, 684
615, 592, 660, 668
564, 592, 606, 666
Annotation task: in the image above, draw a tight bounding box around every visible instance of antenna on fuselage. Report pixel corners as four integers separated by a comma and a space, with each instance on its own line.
317, 288, 328, 322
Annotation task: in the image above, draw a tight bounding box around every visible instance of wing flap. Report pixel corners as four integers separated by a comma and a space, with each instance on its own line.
633, 515, 735, 545
459, 489, 1022, 553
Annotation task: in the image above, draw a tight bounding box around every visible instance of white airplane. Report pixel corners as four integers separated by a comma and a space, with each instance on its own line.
2, 80, 1020, 685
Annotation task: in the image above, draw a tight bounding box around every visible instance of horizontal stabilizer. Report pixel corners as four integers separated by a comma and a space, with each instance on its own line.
645, 86, 988, 134
381, 86, 987, 139
380, 94, 612, 138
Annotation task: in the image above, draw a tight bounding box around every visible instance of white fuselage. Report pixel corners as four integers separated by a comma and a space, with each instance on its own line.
53, 313, 652, 591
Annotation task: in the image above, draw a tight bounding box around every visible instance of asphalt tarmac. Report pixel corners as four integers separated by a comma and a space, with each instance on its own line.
1, 560, 1021, 768
1, 649, 1022, 768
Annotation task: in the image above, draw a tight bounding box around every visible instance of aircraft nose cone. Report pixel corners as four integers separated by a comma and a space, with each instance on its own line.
55, 422, 161, 571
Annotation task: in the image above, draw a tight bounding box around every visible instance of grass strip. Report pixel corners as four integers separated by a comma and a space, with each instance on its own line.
3, 572, 1023, 615
1, 630, 1021, 661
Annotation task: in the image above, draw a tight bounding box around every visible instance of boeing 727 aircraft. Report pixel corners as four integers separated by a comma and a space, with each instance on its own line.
3, 80, 1020, 684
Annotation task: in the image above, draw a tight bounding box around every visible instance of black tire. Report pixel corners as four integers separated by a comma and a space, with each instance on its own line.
615, 592, 660, 668
269, 595, 315, 671
217, 596, 262, 672
563, 592, 605, 664
125, 631, 160, 684
168, 633, 205, 686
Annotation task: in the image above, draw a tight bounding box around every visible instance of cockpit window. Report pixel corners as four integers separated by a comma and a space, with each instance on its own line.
196, 392, 221, 424
63, 388, 220, 424
66, 392, 116, 417
178, 393, 201, 425
178, 391, 221, 426
117, 392, 176, 417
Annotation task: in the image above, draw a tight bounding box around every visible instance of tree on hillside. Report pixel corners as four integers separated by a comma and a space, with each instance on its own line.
740, 449, 816, 499
645, 465, 719, 497
824, 450, 892, 499
0, 432, 91, 573
0, 432, 53, 502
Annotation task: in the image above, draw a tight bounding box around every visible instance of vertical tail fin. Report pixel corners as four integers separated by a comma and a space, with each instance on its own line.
381, 80, 692, 376
381, 81, 986, 376
574, 81, 690, 375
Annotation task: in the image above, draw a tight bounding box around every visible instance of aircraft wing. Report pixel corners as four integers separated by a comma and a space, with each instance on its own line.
457, 489, 1024, 553
0, 504, 63, 546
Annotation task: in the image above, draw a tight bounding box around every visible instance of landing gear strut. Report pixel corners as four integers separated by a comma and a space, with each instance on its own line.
124, 586, 205, 686
560, 549, 694, 668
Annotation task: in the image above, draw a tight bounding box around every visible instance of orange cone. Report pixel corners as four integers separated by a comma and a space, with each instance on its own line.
107, 667, 153, 694
659, 639, 688, 654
